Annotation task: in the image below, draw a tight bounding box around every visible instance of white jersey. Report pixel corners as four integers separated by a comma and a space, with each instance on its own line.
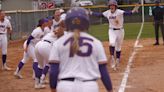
42, 32, 58, 44
30, 27, 44, 45
44, 27, 52, 35
0, 18, 12, 34
52, 19, 62, 30
60, 13, 66, 21
49, 32, 107, 80
103, 9, 125, 28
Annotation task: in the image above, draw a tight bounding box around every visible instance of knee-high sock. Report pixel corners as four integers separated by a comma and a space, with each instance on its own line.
33, 62, 42, 79
2, 55, 7, 65
116, 51, 121, 59
42, 65, 49, 77
109, 46, 115, 56
17, 61, 24, 73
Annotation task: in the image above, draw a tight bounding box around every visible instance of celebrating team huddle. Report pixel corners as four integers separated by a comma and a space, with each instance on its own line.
0, 0, 141, 92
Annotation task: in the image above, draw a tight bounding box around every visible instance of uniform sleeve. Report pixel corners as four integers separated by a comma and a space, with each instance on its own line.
119, 9, 125, 15
31, 28, 39, 38
49, 41, 60, 63
6, 19, 12, 30
102, 10, 109, 18
96, 41, 107, 63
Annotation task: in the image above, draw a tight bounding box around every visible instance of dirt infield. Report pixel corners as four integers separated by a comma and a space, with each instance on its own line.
0, 38, 163, 92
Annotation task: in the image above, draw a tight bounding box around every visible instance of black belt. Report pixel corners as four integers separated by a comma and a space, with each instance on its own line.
43, 40, 51, 43
61, 78, 97, 82
113, 28, 121, 30
0, 33, 5, 35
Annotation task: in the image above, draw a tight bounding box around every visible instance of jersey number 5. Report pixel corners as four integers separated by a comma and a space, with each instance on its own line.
64, 37, 93, 57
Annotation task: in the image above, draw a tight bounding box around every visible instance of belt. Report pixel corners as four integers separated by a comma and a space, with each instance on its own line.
110, 28, 123, 30
0, 33, 5, 35
43, 40, 51, 44
60, 78, 97, 82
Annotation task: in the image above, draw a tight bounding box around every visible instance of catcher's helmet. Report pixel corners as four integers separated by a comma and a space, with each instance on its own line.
65, 7, 89, 31
108, 0, 118, 6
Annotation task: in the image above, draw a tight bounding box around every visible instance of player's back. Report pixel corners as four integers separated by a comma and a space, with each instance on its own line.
52, 32, 106, 80
42, 32, 57, 44
30, 27, 44, 45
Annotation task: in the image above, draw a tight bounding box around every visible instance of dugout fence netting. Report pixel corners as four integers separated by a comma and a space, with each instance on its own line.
5, 3, 164, 40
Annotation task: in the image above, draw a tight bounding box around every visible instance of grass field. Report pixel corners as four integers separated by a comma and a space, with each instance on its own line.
89, 22, 157, 41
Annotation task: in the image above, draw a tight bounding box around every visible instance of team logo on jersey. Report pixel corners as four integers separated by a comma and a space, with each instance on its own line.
72, 17, 81, 25
109, 16, 116, 19
0, 25, 5, 28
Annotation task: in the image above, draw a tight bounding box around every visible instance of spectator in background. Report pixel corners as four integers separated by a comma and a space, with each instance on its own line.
152, 0, 164, 45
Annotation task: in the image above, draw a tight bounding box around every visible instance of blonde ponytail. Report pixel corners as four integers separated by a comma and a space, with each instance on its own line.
71, 30, 80, 56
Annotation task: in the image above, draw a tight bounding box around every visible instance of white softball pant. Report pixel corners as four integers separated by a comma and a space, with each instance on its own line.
21, 41, 37, 63
108, 29, 124, 51
57, 81, 99, 92
0, 34, 7, 54
35, 41, 52, 69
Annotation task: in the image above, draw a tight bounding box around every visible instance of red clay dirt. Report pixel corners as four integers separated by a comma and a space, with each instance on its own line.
0, 38, 163, 92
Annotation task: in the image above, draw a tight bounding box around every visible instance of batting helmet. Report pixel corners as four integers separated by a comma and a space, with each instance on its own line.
108, 0, 118, 6
37, 18, 48, 27
65, 7, 89, 31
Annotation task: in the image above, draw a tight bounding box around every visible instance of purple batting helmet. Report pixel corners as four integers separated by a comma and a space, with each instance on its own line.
65, 7, 89, 31
108, 0, 118, 6
37, 18, 49, 27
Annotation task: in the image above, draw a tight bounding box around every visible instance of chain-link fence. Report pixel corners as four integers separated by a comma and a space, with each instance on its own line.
6, 5, 159, 40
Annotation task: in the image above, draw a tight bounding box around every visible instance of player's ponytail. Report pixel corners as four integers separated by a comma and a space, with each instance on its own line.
71, 30, 80, 56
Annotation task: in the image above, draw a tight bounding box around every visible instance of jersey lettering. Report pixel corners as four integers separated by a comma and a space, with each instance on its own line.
64, 37, 93, 57
109, 16, 116, 19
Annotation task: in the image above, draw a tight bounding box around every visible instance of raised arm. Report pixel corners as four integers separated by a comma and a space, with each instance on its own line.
124, 4, 140, 16
90, 11, 104, 17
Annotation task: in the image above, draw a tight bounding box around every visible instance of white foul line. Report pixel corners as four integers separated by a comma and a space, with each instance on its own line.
118, 0, 145, 91
118, 22, 144, 92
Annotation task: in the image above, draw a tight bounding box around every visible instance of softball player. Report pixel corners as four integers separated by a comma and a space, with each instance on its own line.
90, 0, 139, 69
52, 9, 62, 30
44, 16, 53, 35
35, 26, 64, 87
49, 7, 113, 92
14, 18, 48, 82
0, 10, 12, 71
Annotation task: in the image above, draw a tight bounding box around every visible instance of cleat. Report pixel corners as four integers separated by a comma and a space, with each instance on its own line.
2, 65, 12, 71
35, 84, 46, 89
153, 42, 159, 46
14, 72, 23, 79
41, 79, 49, 84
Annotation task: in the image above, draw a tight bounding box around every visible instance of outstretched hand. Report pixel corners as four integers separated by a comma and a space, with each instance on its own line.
132, 3, 140, 13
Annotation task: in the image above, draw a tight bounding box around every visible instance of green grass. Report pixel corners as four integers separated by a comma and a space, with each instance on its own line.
89, 22, 156, 41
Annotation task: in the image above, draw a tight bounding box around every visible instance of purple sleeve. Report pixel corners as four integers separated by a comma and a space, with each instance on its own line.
49, 63, 59, 89
124, 11, 133, 16
99, 64, 113, 91
26, 35, 34, 46
92, 12, 104, 17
